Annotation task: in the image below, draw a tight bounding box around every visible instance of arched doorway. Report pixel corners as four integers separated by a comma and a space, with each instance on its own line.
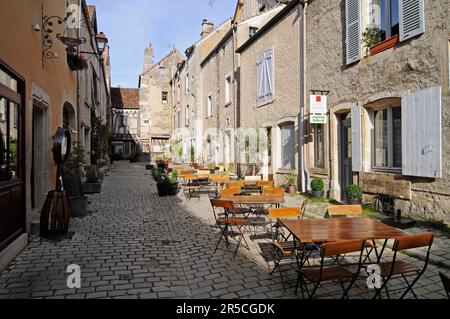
63, 102, 76, 133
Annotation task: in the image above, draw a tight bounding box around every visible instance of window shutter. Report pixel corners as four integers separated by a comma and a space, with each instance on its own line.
402, 86, 442, 178
345, 0, 361, 65
399, 0, 425, 42
257, 54, 264, 102
264, 50, 273, 100
351, 105, 362, 172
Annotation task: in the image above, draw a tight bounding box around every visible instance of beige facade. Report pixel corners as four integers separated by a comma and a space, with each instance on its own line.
139, 45, 183, 162
237, 3, 301, 185
304, 0, 450, 221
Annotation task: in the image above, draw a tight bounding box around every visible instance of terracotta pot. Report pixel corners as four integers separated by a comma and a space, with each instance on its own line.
370, 35, 399, 55
287, 186, 297, 194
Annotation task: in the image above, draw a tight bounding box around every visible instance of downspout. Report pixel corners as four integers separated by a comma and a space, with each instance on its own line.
299, 0, 309, 193
232, 23, 238, 176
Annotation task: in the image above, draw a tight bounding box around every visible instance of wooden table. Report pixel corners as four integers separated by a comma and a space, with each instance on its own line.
221, 195, 285, 206
280, 218, 408, 264
280, 218, 407, 243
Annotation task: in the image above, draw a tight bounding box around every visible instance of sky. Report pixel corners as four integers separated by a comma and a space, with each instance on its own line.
89, 0, 237, 88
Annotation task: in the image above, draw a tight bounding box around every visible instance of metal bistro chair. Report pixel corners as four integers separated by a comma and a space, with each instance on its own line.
373, 233, 434, 299
210, 199, 250, 258
182, 174, 201, 200
439, 271, 450, 299
326, 205, 378, 263
268, 207, 317, 290
296, 239, 366, 299
252, 188, 286, 217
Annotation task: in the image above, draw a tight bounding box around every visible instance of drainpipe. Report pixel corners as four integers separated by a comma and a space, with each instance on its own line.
299, 0, 309, 193
232, 23, 239, 176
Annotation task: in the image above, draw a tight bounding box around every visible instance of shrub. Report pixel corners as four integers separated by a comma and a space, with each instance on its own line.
346, 184, 363, 200
311, 178, 324, 192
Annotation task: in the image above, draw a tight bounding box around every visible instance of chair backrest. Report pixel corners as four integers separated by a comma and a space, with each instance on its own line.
197, 170, 211, 176
180, 171, 193, 177
245, 175, 262, 182
393, 233, 434, 252
268, 207, 301, 220
183, 174, 198, 181
172, 166, 184, 172
226, 181, 245, 188
210, 199, 235, 210
439, 271, 450, 298
321, 239, 366, 258
327, 205, 362, 217
263, 188, 285, 196
256, 181, 275, 188
220, 187, 241, 197
211, 175, 230, 183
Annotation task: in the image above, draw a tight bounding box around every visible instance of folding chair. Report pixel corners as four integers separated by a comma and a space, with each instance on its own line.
373, 233, 434, 299
296, 239, 366, 299
439, 271, 450, 299
226, 181, 245, 189
268, 207, 317, 289
182, 174, 201, 200
210, 199, 250, 258
256, 180, 275, 193
326, 205, 378, 263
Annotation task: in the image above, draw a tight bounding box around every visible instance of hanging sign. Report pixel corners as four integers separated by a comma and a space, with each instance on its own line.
310, 114, 327, 124
310, 95, 328, 114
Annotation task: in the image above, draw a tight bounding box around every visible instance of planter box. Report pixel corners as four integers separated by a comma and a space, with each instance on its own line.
312, 190, 324, 198
347, 198, 363, 205
157, 183, 179, 197
370, 35, 399, 55
82, 182, 102, 194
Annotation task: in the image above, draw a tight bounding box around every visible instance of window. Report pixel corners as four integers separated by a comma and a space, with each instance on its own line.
119, 115, 128, 127
185, 74, 189, 95
225, 76, 231, 105
249, 27, 258, 38
371, 0, 399, 41
159, 67, 166, 76
313, 124, 325, 168
207, 93, 213, 118
185, 105, 190, 127
162, 91, 168, 104
280, 123, 295, 170
373, 106, 402, 169
257, 50, 273, 104
92, 69, 99, 104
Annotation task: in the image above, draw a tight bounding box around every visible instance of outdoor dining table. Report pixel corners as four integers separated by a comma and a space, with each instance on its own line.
280, 217, 409, 264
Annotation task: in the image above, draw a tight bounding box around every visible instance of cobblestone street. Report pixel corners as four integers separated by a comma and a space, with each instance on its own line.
0, 162, 447, 299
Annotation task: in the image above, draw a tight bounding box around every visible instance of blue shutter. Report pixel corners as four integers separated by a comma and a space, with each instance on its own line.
399, 0, 425, 42
257, 54, 264, 103
351, 105, 362, 172
402, 86, 442, 178
264, 50, 273, 101
345, 0, 361, 65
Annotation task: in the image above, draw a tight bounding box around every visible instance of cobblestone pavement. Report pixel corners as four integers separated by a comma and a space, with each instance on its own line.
0, 162, 447, 299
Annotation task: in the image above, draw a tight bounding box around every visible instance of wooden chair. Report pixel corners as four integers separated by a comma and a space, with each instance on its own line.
326, 204, 377, 262
210, 199, 249, 258
172, 166, 184, 172
297, 239, 366, 299
219, 187, 242, 197
226, 181, 245, 189
326, 205, 363, 218
373, 233, 434, 299
263, 188, 285, 197
439, 271, 450, 299
256, 181, 275, 189
182, 174, 200, 199
244, 175, 262, 182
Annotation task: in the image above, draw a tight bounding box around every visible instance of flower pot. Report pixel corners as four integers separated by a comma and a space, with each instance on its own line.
370, 35, 399, 55
312, 190, 324, 198
82, 182, 102, 194
157, 182, 179, 197
67, 53, 88, 71
287, 186, 297, 194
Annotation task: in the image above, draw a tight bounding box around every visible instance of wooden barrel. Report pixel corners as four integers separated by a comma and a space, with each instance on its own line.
40, 191, 71, 238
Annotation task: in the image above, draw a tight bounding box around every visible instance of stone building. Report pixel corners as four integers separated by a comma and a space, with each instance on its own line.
111, 88, 141, 160
139, 45, 183, 162
171, 18, 231, 165
200, 0, 285, 173
78, 4, 111, 165
0, 0, 110, 271
236, 0, 301, 184
303, 0, 450, 221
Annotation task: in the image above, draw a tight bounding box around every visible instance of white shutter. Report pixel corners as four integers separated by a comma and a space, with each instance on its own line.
399, 0, 425, 42
345, 0, 361, 65
351, 105, 362, 172
265, 50, 273, 100
402, 86, 442, 178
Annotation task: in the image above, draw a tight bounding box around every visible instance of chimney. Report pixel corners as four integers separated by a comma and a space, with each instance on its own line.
143, 43, 154, 72
201, 19, 214, 39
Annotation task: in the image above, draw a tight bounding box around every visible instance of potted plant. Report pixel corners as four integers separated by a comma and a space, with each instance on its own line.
83, 165, 102, 194
67, 53, 88, 71
154, 169, 179, 197
362, 26, 399, 56
346, 184, 363, 204
310, 178, 324, 198
286, 173, 297, 194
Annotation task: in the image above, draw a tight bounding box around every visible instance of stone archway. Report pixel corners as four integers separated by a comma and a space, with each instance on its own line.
63, 102, 76, 132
